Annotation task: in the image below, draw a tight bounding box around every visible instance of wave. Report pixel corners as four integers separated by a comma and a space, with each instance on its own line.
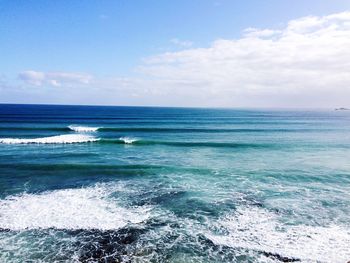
0, 134, 270, 148
100, 138, 269, 148
0, 127, 69, 132
97, 127, 313, 133
206, 207, 350, 262
0, 184, 151, 231
68, 125, 100, 132
0, 126, 318, 133
0, 163, 212, 177
0, 134, 98, 144
118, 136, 138, 144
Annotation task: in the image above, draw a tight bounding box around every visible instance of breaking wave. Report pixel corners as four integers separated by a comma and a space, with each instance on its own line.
118, 136, 138, 144
206, 207, 350, 263
0, 134, 272, 149
0, 134, 98, 144
68, 125, 100, 132
0, 184, 151, 231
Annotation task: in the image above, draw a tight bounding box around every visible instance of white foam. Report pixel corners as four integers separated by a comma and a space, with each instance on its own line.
0, 184, 151, 231
0, 134, 98, 144
206, 207, 350, 263
68, 125, 99, 132
119, 136, 138, 144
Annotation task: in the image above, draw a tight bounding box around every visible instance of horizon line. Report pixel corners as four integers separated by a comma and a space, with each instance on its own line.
0, 102, 341, 111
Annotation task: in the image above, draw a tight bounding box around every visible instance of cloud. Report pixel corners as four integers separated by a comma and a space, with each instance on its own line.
138, 11, 350, 107
19, 71, 93, 87
243, 28, 281, 38
0, 76, 11, 91
170, 38, 193, 48
11, 11, 350, 107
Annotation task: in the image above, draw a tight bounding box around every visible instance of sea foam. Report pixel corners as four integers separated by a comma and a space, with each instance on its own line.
206, 207, 350, 263
0, 134, 98, 144
68, 125, 99, 132
0, 184, 151, 231
119, 137, 138, 144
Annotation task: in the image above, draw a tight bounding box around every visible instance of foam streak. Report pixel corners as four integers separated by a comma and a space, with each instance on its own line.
0, 134, 98, 144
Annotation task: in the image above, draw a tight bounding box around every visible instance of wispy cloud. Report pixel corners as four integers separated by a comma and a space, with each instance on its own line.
170, 38, 193, 48
19, 71, 93, 87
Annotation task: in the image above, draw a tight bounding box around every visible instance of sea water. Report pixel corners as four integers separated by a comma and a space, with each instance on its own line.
0, 104, 349, 262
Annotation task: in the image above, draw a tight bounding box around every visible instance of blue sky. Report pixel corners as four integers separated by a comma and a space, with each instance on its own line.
1, 0, 350, 107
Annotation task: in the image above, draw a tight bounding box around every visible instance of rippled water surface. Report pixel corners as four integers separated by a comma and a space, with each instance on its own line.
0, 104, 350, 262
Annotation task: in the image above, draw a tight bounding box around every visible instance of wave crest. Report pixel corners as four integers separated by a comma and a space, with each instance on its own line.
68, 125, 99, 132
0, 134, 98, 144
119, 137, 138, 144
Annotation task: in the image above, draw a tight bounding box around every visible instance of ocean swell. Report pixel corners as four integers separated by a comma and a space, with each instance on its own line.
0, 135, 271, 148
118, 137, 138, 144
0, 134, 98, 144
68, 125, 100, 132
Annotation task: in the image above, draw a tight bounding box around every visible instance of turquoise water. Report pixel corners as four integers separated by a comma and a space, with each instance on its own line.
0, 104, 349, 262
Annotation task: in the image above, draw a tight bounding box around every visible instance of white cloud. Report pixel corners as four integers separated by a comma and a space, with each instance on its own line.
244, 28, 281, 38
170, 38, 193, 48
137, 11, 350, 107
19, 71, 93, 87
12, 12, 350, 107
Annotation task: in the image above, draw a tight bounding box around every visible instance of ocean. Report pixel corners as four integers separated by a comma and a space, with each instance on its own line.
0, 104, 349, 262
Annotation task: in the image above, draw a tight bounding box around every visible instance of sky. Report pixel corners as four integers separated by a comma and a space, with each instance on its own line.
1, 0, 350, 108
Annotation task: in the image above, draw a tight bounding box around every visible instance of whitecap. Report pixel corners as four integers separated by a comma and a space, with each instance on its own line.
68, 125, 99, 132
0, 134, 98, 144
119, 136, 138, 144
0, 184, 151, 231
206, 207, 350, 263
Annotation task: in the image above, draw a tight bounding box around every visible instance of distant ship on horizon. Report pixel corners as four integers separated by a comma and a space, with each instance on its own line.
335, 107, 350, 111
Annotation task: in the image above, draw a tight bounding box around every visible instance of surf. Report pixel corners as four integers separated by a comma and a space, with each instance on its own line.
0, 183, 152, 231
68, 125, 100, 132
206, 206, 350, 263
0, 134, 98, 144
0, 134, 271, 149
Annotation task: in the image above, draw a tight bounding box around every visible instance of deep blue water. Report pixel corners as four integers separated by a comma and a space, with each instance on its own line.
0, 104, 350, 262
